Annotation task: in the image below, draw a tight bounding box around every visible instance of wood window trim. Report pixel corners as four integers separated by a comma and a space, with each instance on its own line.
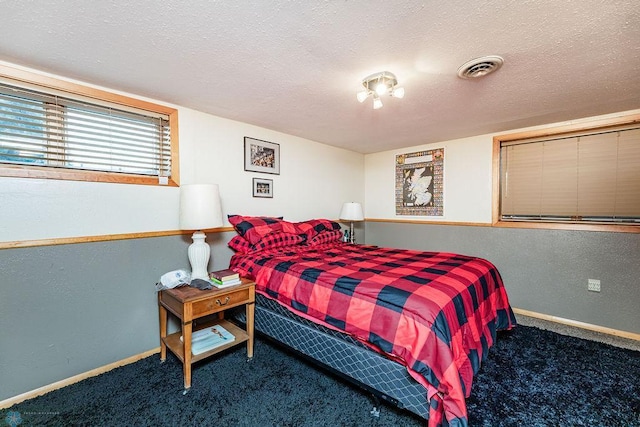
492, 112, 640, 234
0, 63, 180, 187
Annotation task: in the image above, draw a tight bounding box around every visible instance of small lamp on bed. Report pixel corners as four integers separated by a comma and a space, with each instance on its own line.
179, 184, 224, 280
339, 202, 364, 244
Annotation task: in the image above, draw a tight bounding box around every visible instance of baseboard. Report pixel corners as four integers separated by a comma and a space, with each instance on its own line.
0, 347, 160, 409
513, 308, 640, 342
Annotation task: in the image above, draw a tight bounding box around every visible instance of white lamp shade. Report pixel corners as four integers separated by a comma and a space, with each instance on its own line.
179, 184, 223, 230
391, 86, 405, 98
339, 202, 364, 221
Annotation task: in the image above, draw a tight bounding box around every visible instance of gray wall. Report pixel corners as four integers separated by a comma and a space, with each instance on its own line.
365, 222, 639, 335
2, 222, 637, 402
0, 231, 237, 402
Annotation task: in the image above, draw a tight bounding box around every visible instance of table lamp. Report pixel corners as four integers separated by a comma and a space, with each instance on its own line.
179, 184, 223, 280
339, 202, 364, 244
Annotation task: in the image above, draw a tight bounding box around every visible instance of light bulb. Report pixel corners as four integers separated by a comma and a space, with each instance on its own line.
375, 83, 388, 96
357, 90, 369, 103
373, 96, 383, 109
391, 87, 405, 99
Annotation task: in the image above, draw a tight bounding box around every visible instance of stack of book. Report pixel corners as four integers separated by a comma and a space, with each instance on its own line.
182, 325, 236, 355
209, 269, 241, 288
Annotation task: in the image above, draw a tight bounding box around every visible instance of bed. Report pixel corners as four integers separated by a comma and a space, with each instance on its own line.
226, 216, 516, 427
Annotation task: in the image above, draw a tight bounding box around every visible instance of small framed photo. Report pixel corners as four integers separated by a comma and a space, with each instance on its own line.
252, 178, 273, 198
244, 137, 280, 175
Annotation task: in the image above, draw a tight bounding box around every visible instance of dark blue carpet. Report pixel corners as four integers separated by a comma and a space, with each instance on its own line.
3, 325, 640, 426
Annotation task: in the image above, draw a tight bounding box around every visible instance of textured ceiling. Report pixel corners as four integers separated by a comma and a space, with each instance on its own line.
1, 1, 639, 154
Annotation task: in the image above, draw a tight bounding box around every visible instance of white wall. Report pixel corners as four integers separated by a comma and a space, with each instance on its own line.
0, 64, 364, 243
365, 135, 493, 223
179, 108, 364, 222
364, 109, 640, 223
0, 178, 180, 241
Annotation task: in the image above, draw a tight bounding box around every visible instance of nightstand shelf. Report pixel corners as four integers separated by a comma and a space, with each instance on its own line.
158, 278, 255, 392
162, 319, 249, 364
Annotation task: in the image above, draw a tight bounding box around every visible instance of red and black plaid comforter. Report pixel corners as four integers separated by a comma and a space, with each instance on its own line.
230, 242, 516, 427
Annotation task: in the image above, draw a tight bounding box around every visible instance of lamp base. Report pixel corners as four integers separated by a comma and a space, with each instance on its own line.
188, 231, 211, 281
349, 222, 356, 244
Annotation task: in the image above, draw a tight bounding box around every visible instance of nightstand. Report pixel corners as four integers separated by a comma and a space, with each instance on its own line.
158, 278, 255, 393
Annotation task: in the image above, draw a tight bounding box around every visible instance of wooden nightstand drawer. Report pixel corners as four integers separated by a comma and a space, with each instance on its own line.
191, 287, 251, 316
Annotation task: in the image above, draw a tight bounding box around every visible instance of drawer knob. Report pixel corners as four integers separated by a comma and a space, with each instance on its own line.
216, 296, 231, 306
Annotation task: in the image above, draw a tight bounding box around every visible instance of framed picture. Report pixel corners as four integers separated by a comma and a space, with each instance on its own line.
252, 178, 273, 198
395, 148, 444, 216
244, 137, 280, 175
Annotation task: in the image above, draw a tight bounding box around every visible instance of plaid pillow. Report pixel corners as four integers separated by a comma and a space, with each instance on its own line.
228, 215, 281, 244
253, 232, 305, 251
227, 215, 299, 245
307, 229, 343, 246
228, 235, 254, 254
295, 219, 342, 239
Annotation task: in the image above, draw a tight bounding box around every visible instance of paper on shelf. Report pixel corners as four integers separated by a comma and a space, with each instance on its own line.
181, 325, 236, 355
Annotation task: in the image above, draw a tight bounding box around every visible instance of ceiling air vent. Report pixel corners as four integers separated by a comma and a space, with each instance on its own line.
457, 55, 504, 79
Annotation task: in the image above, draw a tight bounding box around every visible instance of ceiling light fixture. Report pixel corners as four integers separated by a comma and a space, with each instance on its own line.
357, 71, 404, 109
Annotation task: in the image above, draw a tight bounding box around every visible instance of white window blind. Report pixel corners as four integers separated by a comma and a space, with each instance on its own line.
500, 127, 640, 224
0, 82, 171, 177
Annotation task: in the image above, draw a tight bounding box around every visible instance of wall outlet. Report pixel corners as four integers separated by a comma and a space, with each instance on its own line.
588, 279, 601, 292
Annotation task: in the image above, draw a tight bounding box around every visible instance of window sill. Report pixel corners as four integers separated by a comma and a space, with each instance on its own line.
0, 164, 178, 187
493, 220, 639, 234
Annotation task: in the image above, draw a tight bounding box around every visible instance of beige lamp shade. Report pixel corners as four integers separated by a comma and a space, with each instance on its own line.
179, 184, 223, 230
339, 202, 364, 221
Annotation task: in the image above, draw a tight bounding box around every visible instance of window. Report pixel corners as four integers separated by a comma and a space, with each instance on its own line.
494, 115, 640, 231
0, 66, 178, 186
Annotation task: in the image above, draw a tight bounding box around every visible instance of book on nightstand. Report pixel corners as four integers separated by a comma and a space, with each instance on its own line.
209, 269, 240, 282
209, 269, 241, 288
181, 325, 236, 355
